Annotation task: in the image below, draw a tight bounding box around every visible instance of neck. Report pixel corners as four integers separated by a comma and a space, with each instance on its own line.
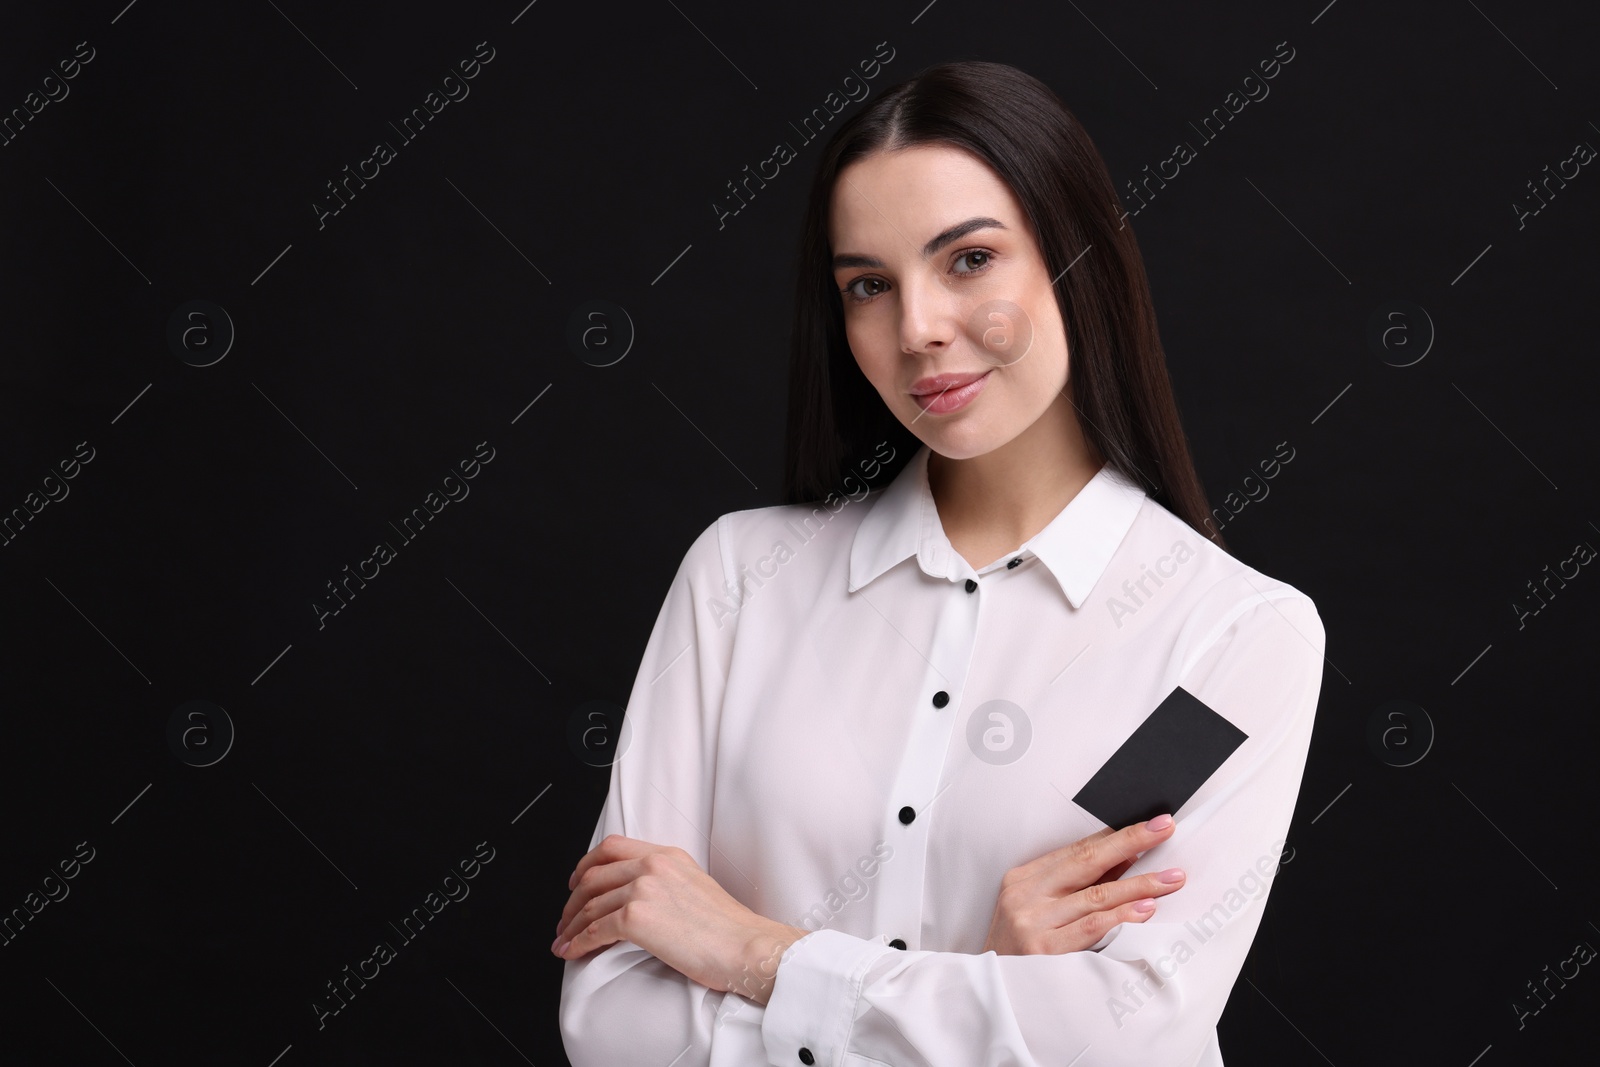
926, 391, 1103, 565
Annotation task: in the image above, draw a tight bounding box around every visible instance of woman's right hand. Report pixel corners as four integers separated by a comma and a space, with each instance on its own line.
981, 814, 1184, 956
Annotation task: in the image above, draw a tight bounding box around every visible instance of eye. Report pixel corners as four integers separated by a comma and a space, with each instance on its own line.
841, 276, 889, 304
953, 249, 992, 273
837, 248, 996, 306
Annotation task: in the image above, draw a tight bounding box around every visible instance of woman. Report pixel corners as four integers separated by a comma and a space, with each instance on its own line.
555, 60, 1325, 1066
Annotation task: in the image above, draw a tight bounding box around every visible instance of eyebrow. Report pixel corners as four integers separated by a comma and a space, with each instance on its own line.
831, 216, 1007, 271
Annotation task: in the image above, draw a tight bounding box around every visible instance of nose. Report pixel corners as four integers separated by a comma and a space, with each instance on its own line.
897, 269, 961, 356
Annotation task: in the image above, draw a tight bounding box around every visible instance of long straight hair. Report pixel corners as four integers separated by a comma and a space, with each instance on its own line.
780, 59, 1228, 553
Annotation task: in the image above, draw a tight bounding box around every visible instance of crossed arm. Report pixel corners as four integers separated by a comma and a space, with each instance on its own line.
552, 811, 1188, 1004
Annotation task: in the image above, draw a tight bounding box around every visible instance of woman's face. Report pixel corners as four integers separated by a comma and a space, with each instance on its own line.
828, 144, 1071, 460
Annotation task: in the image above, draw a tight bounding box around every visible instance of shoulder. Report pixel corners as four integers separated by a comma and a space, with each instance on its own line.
1133, 497, 1324, 657
691, 490, 883, 575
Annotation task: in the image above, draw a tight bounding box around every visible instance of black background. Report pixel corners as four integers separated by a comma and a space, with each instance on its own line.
2, 1, 1596, 1064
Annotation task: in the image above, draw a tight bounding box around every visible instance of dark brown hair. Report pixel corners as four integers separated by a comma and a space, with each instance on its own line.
780, 59, 1227, 553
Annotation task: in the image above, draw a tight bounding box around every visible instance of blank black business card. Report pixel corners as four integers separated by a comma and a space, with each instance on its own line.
1071, 685, 1248, 830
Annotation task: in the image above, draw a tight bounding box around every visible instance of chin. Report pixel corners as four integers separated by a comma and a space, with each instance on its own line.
913, 419, 1011, 461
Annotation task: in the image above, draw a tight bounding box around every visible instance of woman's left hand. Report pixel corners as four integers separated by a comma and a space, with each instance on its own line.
553, 834, 806, 1005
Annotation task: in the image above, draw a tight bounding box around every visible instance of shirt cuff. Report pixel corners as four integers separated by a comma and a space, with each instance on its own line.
760, 928, 894, 1067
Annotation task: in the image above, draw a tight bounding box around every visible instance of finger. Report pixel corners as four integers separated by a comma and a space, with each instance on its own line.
1007, 826, 1114, 885
1084, 866, 1188, 917
1050, 895, 1163, 953
558, 855, 647, 941
568, 834, 648, 891
1133, 866, 1187, 900
1047, 814, 1179, 892
554, 882, 632, 958
1056, 874, 1140, 927
1100, 814, 1178, 872
1092, 857, 1135, 886
1056, 865, 1186, 932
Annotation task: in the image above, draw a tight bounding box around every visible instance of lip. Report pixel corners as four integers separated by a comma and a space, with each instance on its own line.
909, 369, 992, 414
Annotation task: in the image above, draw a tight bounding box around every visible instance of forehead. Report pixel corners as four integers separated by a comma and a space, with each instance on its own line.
828, 145, 1019, 253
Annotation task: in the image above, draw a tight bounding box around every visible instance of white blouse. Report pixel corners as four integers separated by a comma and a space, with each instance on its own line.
559, 442, 1327, 1067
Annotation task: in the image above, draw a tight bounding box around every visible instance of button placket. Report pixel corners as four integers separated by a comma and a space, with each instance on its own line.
873, 570, 983, 949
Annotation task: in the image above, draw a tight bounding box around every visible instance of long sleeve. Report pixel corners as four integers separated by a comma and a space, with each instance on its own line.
558, 515, 772, 1066
759, 588, 1328, 1067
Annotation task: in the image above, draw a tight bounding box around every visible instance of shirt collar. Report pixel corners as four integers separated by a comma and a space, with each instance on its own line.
848, 443, 1149, 608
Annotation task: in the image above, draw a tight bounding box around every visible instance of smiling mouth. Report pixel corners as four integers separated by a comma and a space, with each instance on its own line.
910, 370, 992, 414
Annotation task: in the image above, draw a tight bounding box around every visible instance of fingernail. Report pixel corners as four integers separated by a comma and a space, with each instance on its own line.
1133, 898, 1156, 913
1158, 867, 1185, 884
550, 936, 562, 954
1146, 814, 1173, 831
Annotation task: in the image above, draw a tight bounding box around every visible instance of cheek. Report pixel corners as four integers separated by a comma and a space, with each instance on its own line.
1001, 330, 1068, 404
1020, 301, 1069, 379
847, 323, 898, 390
1034, 345, 1070, 395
